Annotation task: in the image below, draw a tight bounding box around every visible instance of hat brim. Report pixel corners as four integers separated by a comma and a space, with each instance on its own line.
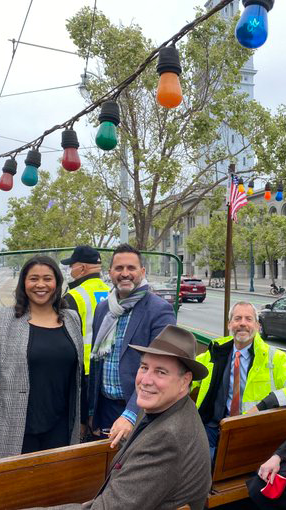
129, 344, 208, 381
61, 257, 73, 265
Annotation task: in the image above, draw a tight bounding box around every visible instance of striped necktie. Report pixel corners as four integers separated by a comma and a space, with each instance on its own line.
230, 351, 241, 416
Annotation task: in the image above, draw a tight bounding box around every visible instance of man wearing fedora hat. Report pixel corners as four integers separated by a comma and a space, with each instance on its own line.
27, 325, 211, 510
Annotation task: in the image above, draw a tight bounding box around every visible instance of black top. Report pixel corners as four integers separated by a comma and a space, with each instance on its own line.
25, 324, 77, 435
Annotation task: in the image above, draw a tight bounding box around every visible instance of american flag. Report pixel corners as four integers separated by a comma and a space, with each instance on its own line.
229, 175, 247, 222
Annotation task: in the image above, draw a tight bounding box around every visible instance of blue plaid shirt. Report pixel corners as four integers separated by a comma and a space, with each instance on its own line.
102, 311, 137, 425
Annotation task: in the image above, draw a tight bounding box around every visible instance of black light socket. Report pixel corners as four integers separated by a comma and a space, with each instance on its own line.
61, 129, 80, 150
238, 177, 244, 185
248, 179, 254, 188
98, 101, 120, 126
156, 46, 182, 76
2, 158, 17, 176
277, 182, 283, 192
25, 150, 41, 168
265, 182, 271, 192
242, 0, 274, 11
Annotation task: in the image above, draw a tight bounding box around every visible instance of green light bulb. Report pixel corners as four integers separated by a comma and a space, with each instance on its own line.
21, 165, 38, 186
96, 121, 118, 151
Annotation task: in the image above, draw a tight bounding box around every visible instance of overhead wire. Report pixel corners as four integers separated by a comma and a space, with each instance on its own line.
0, 83, 80, 98
82, 0, 97, 79
0, 0, 233, 159
0, 0, 34, 97
8, 39, 78, 56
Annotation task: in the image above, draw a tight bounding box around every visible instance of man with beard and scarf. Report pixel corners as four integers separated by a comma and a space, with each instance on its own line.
191, 301, 286, 461
88, 243, 176, 447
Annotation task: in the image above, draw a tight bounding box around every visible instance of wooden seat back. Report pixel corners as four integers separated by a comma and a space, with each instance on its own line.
0, 440, 190, 510
206, 408, 286, 508
0, 439, 116, 509
213, 408, 286, 482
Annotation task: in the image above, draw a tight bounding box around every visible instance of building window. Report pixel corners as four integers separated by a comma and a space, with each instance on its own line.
231, 134, 235, 143
243, 157, 246, 166
230, 2, 234, 16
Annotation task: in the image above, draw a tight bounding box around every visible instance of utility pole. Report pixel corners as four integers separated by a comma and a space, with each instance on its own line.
224, 164, 234, 336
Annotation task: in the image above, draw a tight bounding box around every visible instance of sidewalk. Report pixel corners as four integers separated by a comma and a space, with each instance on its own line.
206, 277, 281, 298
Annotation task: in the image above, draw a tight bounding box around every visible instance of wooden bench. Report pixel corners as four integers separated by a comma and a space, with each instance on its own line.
206, 407, 286, 507
0, 439, 189, 509
0, 408, 284, 509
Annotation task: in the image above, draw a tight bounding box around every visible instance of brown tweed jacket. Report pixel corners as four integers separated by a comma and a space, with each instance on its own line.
0, 307, 83, 458
28, 395, 211, 510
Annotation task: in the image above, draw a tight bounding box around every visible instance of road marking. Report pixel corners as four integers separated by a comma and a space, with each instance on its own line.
178, 322, 216, 338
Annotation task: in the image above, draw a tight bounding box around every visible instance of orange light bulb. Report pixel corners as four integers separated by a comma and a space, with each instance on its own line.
238, 183, 245, 193
156, 72, 183, 109
264, 190, 271, 200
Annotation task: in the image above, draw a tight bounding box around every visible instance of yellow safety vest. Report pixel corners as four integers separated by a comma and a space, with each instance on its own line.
192, 333, 286, 412
67, 278, 110, 374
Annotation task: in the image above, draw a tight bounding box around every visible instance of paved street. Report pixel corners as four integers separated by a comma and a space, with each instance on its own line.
177, 290, 286, 350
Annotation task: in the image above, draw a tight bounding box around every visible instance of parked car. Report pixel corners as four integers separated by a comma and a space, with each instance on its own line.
259, 297, 286, 339
149, 282, 182, 310
170, 275, 206, 303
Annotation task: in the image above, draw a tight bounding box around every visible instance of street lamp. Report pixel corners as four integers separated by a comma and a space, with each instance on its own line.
249, 237, 255, 292
172, 230, 180, 275
79, 72, 96, 101
245, 217, 255, 292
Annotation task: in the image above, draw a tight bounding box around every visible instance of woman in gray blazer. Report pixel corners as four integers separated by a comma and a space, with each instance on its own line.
0, 255, 83, 458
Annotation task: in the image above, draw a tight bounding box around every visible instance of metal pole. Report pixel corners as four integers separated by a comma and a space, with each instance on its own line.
224, 164, 234, 336
249, 238, 255, 292
120, 143, 129, 243
224, 203, 232, 336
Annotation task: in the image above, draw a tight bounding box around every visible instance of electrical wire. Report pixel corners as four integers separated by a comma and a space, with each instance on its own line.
0, 135, 57, 151
0, 0, 233, 159
83, 0, 97, 78
8, 39, 78, 56
0, 83, 80, 98
0, 0, 34, 97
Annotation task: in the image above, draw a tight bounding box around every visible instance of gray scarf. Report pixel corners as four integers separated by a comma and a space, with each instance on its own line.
91, 279, 149, 360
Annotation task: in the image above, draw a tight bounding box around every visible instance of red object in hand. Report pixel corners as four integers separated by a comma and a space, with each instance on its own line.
62, 148, 81, 172
261, 473, 286, 499
0, 172, 13, 191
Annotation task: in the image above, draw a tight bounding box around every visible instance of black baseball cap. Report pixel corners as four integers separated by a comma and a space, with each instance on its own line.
61, 245, 101, 266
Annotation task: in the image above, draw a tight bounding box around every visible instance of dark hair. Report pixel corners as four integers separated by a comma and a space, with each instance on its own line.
15, 255, 66, 322
110, 243, 143, 268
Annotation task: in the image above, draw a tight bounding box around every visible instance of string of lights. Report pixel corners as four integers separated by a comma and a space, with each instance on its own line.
0, 0, 233, 160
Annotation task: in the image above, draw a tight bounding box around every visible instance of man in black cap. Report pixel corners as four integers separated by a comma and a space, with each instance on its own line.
61, 246, 110, 379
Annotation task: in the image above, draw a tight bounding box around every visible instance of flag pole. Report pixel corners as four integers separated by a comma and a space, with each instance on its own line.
224, 164, 235, 336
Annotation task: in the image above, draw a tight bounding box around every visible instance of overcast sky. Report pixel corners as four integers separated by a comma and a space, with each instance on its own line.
0, 0, 285, 245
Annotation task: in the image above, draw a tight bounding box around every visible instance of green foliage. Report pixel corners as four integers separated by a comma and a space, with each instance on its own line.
66, 7, 280, 250
186, 202, 286, 279
1, 168, 120, 251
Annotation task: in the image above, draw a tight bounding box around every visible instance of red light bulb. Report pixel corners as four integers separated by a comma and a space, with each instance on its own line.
0, 172, 13, 191
157, 72, 183, 108
61, 129, 81, 172
62, 148, 81, 172
0, 158, 17, 191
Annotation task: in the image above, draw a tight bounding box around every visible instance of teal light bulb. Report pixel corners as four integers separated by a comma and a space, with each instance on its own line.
96, 121, 118, 151
21, 165, 38, 186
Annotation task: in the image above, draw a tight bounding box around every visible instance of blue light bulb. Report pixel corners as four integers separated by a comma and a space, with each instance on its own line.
21, 165, 38, 186
275, 191, 283, 201
235, 4, 268, 49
